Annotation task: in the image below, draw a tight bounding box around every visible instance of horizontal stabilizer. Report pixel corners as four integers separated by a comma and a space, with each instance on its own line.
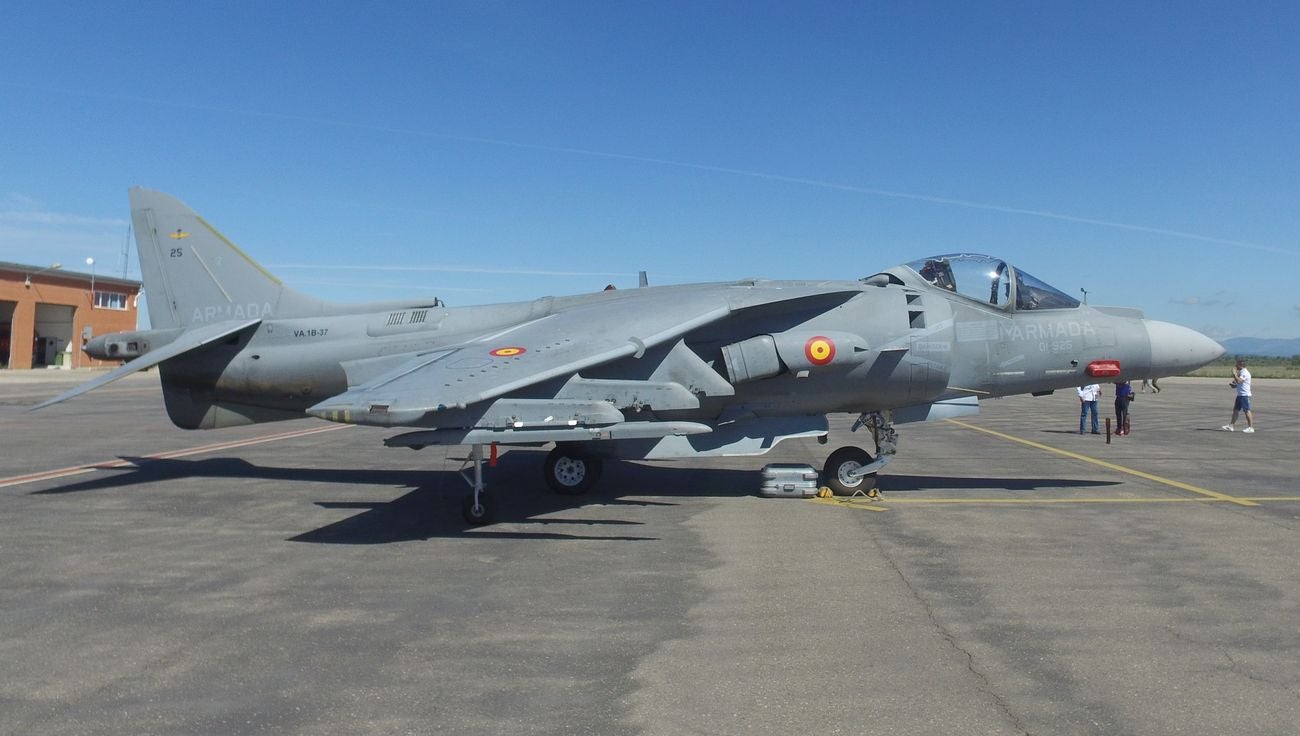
28, 319, 260, 412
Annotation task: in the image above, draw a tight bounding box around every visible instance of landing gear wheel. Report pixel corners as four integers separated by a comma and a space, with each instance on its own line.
462, 492, 495, 525
823, 446, 878, 496
544, 448, 603, 495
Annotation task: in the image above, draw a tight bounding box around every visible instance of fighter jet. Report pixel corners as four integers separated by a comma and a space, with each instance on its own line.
34, 188, 1224, 523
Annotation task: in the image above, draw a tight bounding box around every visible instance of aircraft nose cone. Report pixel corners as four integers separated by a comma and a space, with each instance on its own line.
1146, 320, 1224, 375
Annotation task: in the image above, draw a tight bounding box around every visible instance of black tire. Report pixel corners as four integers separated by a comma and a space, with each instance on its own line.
544, 448, 603, 495
823, 446, 878, 496
462, 493, 495, 525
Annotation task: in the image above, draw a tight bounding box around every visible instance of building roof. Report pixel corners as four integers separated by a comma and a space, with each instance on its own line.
0, 261, 142, 290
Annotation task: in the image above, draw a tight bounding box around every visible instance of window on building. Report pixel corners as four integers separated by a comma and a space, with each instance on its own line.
95, 291, 128, 310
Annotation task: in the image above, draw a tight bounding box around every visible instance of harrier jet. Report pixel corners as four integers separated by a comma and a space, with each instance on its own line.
35, 189, 1224, 523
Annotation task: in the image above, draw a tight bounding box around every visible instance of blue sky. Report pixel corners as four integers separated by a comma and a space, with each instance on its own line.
1, 1, 1297, 339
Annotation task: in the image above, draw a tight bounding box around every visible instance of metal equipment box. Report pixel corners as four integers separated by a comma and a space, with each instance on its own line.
759, 463, 821, 498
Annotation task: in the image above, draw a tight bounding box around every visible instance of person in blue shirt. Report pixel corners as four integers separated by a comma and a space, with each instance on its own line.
1114, 380, 1134, 435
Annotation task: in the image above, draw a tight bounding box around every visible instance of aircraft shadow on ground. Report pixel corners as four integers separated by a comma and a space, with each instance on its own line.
30, 452, 755, 543
30, 453, 1118, 543
295, 458, 761, 544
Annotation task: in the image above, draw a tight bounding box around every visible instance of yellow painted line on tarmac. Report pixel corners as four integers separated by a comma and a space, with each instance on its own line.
945, 419, 1258, 507
837, 496, 1300, 507
815, 495, 1300, 513
0, 423, 353, 489
810, 497, 888, 511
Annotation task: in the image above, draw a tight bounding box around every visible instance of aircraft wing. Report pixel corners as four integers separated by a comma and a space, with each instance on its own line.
308, 285, 857, 426
29, 319, 261, 411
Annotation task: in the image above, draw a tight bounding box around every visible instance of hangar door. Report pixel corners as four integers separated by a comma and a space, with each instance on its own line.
33, 303, 75, 367
0, 301, 14, 368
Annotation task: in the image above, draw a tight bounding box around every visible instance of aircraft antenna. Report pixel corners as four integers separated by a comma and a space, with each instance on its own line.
120, 222, 133, 278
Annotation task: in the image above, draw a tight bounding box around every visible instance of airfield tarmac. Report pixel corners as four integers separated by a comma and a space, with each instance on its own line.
2, 371, 1298, 736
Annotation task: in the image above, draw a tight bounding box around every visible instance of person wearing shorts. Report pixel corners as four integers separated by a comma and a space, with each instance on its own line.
1222, 359, 1255, 433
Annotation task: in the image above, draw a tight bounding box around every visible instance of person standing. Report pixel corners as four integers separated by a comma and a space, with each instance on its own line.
1078, 383, 1101, 434
1114, 380, 1134, 435
1222, 359, 1255, 433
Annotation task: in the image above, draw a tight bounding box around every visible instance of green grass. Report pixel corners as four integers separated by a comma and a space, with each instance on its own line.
1186, 355, 1300, 379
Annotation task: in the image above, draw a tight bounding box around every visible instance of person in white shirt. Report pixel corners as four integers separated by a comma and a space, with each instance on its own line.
1078, 383, 1101, 434
1222, 359, 1255, 433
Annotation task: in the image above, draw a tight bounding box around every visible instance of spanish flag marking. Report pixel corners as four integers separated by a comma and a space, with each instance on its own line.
170, 229, 190, 239
805, 336, 836, 366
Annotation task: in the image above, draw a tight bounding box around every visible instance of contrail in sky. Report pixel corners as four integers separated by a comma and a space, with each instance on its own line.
269, 263, 635, 278
9, 83, 1295, 256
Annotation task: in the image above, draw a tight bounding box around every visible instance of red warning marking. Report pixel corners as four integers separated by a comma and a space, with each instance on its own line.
489, 346, 527, 357
1087, 360, 1121, 377
805, 336, 836, 366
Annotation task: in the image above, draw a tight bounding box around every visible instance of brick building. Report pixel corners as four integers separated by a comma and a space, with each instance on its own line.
0, 261, 142, 370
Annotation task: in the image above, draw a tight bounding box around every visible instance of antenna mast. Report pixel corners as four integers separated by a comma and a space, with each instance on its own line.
120, 222, 132, 278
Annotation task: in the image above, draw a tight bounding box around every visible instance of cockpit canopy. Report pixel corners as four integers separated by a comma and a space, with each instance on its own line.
902, 254, 1080, 311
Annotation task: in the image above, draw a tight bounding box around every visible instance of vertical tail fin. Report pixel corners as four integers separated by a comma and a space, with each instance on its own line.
129, 187, 327, 328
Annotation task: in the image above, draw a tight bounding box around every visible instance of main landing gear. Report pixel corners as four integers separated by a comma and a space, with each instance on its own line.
543, 445, 603, 496
456, 412, 898, 522
821, 411, 897, 497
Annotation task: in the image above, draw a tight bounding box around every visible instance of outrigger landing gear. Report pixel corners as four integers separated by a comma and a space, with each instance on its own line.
822, 411, 896, 497
459, 443, 495, 525
454, 442, 605, 524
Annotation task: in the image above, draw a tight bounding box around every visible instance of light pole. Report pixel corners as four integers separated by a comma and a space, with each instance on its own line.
83, 258, 96, 369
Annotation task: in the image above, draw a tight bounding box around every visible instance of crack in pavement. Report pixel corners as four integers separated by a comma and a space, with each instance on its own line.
867, 529, 1032, 736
